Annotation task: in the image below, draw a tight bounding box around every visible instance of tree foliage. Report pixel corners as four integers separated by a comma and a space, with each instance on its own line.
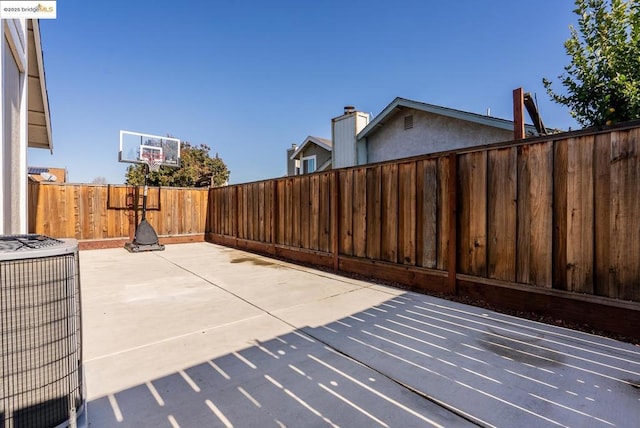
543, 0, 640, 127
125, 142, 230, 187
91, 176, 107, 184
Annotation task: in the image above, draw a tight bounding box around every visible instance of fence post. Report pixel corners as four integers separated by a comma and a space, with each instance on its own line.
448, 153, 458, 294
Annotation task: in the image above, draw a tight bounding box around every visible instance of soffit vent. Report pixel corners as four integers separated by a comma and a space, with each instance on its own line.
404, 115, 414, 130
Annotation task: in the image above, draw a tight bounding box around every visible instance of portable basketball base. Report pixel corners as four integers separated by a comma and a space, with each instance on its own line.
125, 163, 165, 253
119, 130, 181, 253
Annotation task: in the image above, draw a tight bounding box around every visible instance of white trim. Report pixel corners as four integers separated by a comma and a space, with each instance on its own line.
301, 155, 317, 174
3, 19, 26, 71
18, 39, 28, 232
0, 20, 29, 233
289, 135, 331, 160
317, 158, 332, 172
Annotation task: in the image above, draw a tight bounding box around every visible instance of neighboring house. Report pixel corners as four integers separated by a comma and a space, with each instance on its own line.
288, 98, 539, 174
28, 166, 67, 182
287, 136, 332, 175
345, 97, 538, 166
1, 19, 53, 234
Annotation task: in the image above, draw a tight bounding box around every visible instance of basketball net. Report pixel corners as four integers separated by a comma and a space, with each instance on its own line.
144, 156, 163, 173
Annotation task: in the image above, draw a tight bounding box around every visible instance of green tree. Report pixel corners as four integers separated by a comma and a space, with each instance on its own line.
543, 0, 640, 127
125, 142, 230, 187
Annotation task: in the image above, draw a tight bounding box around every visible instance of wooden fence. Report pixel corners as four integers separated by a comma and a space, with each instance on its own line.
206, 125, 640, 326
29, 183, 209, 245
28, 124, 640, 338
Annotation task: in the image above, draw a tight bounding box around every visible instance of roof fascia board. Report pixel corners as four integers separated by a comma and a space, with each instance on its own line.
31, 19, 53, 152
358, 97, 537, 139
290, 136, 331, 160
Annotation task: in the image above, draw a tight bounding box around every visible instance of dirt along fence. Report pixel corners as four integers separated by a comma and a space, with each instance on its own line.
28, 183, 209, 249
206, 122, 640, 339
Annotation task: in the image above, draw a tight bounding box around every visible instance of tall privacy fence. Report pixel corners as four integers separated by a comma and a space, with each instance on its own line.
208, 126, 640, 303
29, 123, 640, 338
29, 183, 209, 244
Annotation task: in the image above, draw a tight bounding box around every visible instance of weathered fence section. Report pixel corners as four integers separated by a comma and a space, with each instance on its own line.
29, 183, 209, 243
207, 125, 640, 315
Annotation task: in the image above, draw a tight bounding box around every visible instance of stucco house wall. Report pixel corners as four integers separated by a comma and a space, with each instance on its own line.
365, 108, 513, 164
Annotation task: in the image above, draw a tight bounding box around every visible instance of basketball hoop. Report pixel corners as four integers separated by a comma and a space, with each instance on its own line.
146, 157, 162, 173
141, 154, 163, 172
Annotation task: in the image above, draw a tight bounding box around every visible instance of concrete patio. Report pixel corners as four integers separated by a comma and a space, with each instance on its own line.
81, 243, 640, 427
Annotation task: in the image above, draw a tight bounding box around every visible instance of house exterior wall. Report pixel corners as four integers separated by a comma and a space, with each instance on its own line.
286, 146, 297, 176
298, 144, 331, 171
1, 19, 29, 234
364, 108, 513, 164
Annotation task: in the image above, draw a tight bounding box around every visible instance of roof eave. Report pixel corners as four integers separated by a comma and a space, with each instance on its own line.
357, 97, 539, 139
27, 19, 53, 153
289, 136, 332, 160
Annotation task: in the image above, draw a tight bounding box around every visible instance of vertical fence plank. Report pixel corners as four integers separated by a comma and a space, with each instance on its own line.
487, 147, 517, 281
250, 184, 257, 239
319, 173, 331, 253
252, 183, 259, 239
258, 182, 265, 241
353, 168, 367, 258
553, 140, 568, 290
416, 159, 437, 268
437, 156, 450, 270
609, 129, 640, 300
366, 166, 381, 260
309, 175, 320, 250
277, 180, 285, 245
398, 162, 416, 265
284, 179, 293, 246
339, 170, 353, 256
381, 164, 398, 263
332, 171, 339, 270
519, 142, 553, 287
300, 176, 310, 249
594, 133, 611, 297
566, 136, 595, 293
458, 151, 487, 276
265, 181, 273, 243
295, 178, 304, 247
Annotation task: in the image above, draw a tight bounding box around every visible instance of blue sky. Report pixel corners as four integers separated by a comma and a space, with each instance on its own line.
29, 0, 580, 184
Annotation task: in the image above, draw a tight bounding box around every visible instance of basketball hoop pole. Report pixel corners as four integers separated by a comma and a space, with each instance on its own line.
141, 163, 150, 222
124, 159, 164, 253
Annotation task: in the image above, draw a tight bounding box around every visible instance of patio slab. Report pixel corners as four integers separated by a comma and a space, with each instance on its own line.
81, 243, 640, 427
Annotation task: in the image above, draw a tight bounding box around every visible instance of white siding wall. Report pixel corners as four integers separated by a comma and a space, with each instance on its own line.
1, 19, 29, 234
364, 108, 513, 164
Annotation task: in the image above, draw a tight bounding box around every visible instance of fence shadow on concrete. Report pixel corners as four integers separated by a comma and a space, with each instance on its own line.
87, 293, 640, 428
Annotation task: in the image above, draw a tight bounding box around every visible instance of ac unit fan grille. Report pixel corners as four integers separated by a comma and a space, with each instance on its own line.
1, 249, 83, 428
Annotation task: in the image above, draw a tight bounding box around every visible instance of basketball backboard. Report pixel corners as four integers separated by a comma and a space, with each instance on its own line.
119, 130, 181, 167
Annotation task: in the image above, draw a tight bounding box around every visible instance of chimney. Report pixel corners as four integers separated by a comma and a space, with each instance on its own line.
286, 144, 299, 176
344, 105, 355, 115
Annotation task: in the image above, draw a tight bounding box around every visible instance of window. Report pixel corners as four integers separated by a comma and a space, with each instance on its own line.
301, 156, 316, 174
404, 115, 414, 130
